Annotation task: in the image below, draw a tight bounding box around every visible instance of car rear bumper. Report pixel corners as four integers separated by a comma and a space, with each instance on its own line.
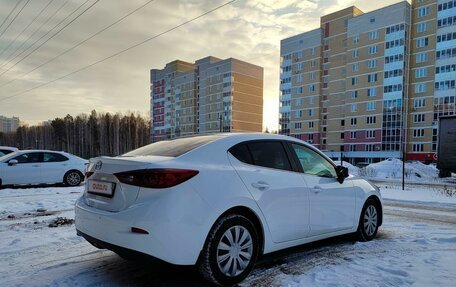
75, 195, 210, 265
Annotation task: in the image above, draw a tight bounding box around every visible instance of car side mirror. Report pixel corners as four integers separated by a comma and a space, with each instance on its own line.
8, 159, 18, 166
335, 165, 349, 184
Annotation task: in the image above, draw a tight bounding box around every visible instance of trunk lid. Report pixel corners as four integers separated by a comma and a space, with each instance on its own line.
84, 156, 172, 211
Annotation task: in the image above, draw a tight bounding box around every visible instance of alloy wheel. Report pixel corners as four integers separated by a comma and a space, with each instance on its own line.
364, 205, 378, 236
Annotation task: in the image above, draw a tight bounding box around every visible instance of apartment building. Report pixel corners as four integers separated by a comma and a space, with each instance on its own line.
150, 57, 263, 142
0, 116, 20, 133
279, 0, 456, 164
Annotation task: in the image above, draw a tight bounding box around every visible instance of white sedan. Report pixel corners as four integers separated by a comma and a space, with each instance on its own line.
0, 150, 87, 187
0, 146, 19, 157
75, 133, 382, 286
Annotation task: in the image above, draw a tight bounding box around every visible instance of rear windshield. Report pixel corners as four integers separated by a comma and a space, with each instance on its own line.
122, 135, 222, 157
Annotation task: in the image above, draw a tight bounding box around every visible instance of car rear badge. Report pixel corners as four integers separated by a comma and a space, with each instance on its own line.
95, 161, 103, 170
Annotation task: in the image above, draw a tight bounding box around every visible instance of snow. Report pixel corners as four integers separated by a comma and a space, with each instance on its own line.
379, 183, 456, 205
1, 184, 456, 286
340, 161, 360, 176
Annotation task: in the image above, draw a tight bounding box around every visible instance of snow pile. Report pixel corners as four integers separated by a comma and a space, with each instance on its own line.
360, 158, 439, 182
340, 161, 360, 176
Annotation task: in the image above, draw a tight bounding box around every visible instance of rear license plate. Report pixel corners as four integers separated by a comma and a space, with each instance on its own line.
87, 180, 116, 198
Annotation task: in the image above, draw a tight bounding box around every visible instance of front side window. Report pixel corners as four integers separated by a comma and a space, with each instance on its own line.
290, 144, 337, 178
13, 152, 42, 164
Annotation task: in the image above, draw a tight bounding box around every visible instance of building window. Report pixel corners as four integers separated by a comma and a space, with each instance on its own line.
309, 96, 315, 104
416, 37, 429, 48
368, 45, 378, 55
413, 129, 425, 138
417, 22, 429, 33
295, 87, 303, 94
352, 49, 359, 58
295, 74, 303, 83
415, 68, 428, 78
351, 104, 357, 112
415, 83, 426, 93
367, 116, 376, 124
413, 98, 426, 108
437, 32, 456, 43
367, 73, 378, 83
341, 119, 345, 126
352, 63, 359, 72
412, 143, 424, 152
367, 87, 377, 97
295, 122, 302, 129
370, 17, 375, 23
351, 90, 358, 99
295, 110, 302, 117
351, 77, 358, 85
435, 80, 456, 90
366, 101, 376, 111
436, 64, 456, 74
413, 114, 426, 123
294, 98, 302, 106
308, 109, 314, 117
366, 130, 375, 138
350, 131, 357, 139
308, 121, 314, 128
309, 84, 315, 92
368, 30, 378, 40
416, 52, 428, 63
353, 35, 360, 44
351, 118, 357, 125
417, 6, 429, 18
368, 59, 377, 68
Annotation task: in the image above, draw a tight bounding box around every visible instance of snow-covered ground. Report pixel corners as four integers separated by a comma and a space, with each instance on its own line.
1, 185, 455, 286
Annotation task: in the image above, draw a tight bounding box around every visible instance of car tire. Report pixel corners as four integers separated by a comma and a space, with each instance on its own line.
357, 199, 379, 242
197, 214, 259, 286
64, 170, 83, 186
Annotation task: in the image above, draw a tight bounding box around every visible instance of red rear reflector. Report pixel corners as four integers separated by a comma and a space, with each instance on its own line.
131, 227, 149, 234
114, 169, 199, 188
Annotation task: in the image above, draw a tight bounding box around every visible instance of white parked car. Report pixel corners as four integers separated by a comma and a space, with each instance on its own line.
75, 133, 382, 286
0, 146, 19, 157
0, 150, 87, 187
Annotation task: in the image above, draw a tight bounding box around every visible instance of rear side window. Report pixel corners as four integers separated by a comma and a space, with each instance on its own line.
43, 153, 69, 162
229, 144, 252, 164
122, 135, 221, 157
230, 141, 292, 171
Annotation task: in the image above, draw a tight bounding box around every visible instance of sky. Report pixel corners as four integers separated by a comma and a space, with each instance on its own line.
0, 0, 405, 131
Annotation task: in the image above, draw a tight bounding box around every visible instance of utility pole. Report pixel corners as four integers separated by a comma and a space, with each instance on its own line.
219, 114, 222, 132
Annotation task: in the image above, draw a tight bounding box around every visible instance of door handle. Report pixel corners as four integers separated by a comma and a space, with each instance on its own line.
312, 186, 323, 194
251, 181, 269, 190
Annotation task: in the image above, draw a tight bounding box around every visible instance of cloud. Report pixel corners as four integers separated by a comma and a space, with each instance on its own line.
0, 0, 405, 131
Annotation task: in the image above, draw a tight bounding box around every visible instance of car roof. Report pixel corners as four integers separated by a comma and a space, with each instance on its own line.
15, 149, 68, 154
0, 146, 19, 150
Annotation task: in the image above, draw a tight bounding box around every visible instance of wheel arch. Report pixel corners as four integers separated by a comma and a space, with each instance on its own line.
207, 205, 265, 257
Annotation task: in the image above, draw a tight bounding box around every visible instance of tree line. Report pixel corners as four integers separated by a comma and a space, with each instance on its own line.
0, 110, 150, 159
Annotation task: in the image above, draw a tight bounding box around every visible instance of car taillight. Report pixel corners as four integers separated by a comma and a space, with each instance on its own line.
85, 171, 94, 179
114, 169, 199, 188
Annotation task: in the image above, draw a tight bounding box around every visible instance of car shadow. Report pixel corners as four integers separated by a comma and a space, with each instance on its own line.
87, 231, 389, 286
0, 183, 83, 189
